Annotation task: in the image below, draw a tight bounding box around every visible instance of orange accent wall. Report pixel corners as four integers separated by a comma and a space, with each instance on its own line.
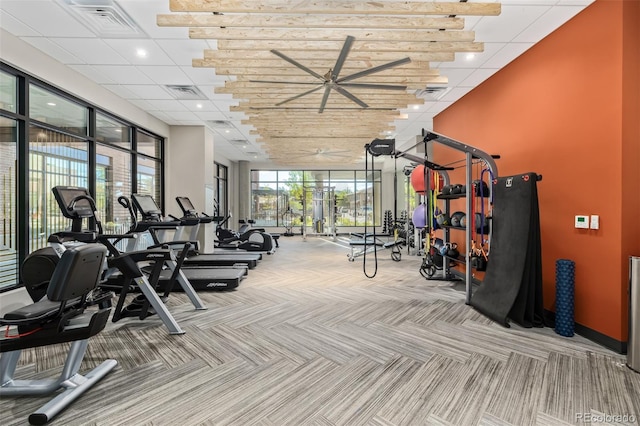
433, 0, 640, 342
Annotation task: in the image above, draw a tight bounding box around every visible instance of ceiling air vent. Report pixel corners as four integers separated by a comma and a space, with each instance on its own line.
206, 120, 235, 129
415, 87, 451, 101
166, 85, 207, 100
58, 0, 146, 38
230, 139, 249, 146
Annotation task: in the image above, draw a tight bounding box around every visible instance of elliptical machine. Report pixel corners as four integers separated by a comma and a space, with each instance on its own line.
213, 212, 276, 254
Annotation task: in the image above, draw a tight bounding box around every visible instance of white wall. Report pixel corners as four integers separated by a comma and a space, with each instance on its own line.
0, 29, 169, 137
165, 125, 216, 252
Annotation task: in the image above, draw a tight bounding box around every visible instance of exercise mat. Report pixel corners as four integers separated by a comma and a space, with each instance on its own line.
470, 172, 544, 327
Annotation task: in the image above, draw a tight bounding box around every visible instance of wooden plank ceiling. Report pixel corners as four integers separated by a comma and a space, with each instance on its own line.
158, 0, 501, 165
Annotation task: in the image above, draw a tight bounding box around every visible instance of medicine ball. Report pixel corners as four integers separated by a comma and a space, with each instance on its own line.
412, 203, 428, 228
450, 211, 465, 227
435, 212, 450, 226
440, 185, 452, 196
451, 184, 463, 194
21, 247, 59, 302
460, 214, 467, 227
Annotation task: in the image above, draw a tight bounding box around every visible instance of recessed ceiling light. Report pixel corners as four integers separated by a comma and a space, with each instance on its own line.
466, 53, 475, 61
196, 103, 203, 109
136, 48, 147, 58
386, 131, 393, 134
242, 145, 247, 149
47, 102, 56, 106
225, 130, 230, 133
115, 129, 122, 133
412, 105, 420, 110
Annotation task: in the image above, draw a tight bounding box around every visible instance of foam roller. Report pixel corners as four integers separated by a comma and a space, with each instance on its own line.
555, 259, 575, 337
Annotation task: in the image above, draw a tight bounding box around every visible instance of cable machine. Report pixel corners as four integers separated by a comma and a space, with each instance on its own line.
302, 186, 336, 241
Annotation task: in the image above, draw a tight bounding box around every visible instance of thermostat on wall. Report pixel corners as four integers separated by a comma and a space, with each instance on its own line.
575, 215, 589, 229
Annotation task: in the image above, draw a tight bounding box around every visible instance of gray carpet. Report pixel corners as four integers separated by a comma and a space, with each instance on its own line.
1, 236, 638, 425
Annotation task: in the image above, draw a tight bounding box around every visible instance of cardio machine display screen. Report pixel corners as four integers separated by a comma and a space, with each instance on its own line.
176, 197, 196, 213
52, 187, 94, 218
132, 194, 162, 216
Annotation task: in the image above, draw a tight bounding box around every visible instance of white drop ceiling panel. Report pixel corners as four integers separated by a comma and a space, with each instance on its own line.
160, 111, 199, 121
22, 37, 84, 65
49, 38, 129, 65
103, 39, 175, 66
101, 84, 139, 100
195, 111, 230, 121
90, 65, 152, 85
145, 99, 189, 112
127, 99, 158, 111
123, 84, 173, 99
513, 5, 588, 43
68, 65, 117, 84
137, 66, 191, 85
0, 13, 42, 37
1, 1, 95, 38
473, 5, 553, 42
179, 100, 218, 111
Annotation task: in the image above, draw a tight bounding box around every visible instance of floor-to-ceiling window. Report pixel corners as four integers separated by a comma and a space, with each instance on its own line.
28, 84, 89, 251
250, 169, 382, 227
0, 116, 17, 290
136, 130, 162, 208
214, 162, 228, 216
96, 113, 132, 234
28, 127, 88, 251
0, 62, 165, 292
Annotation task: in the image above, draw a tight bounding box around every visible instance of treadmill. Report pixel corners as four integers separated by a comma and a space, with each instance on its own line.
173, 196, 263, 267
125, 194, 246, 290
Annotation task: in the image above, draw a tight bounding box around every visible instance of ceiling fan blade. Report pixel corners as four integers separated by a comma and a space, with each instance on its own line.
331, 85, 369, 108
340, 83, 407, 91
270, 49, 326, 81
336, 57, 412, 83
249, 79, 321, 85
275, 85, 325, 106
318, 86, 332, 113
331, 35, 355, 81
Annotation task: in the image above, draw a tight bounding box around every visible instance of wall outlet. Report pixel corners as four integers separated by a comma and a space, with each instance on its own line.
575, 215, 589, 229
590, 215, 599, 230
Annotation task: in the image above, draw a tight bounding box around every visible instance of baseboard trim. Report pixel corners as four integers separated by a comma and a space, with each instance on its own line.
544, 310, 627, 354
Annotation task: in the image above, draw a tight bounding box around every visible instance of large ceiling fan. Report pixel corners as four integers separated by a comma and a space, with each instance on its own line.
269, 148, 355, 162
250, 36, 411, 113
